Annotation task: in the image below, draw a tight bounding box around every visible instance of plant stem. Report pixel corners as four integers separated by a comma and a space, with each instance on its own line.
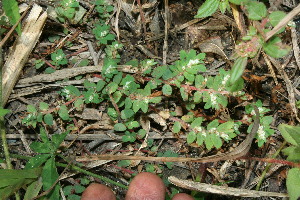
255, 140, 287, 191
0, 38, 13, 169
0, 36, 20, 200
55, 162, 129, 189
0, 153, 129, 190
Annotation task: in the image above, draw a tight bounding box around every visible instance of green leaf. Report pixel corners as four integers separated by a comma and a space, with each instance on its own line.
152, 66, 167, 79
113, 91, 122, 103
107, 108, 118, 121
39, 102, 49, 111
182, 114, 194, 123
137, 129, 146, 139
219, 0, 229, 14
58, 105, 69, 120
160, 150, 178, 169
79, 178, 90, 185
44, 114, 53, 126
3, 0, 21, 34
217, 121, 234, 133
84, 80, 96, 89
0, 108, 10, 117
30, 142, 52, 154
269, 11, 286, 30
117, 160, 131, 167
162, 84, 172, 96
24, 179, 43, 200
228, 0, 247, 5
45, 67, 56, 74
193, 91, 202, 103
204, 134, 214, 150
125, 97, 133, 109
51, 49, 68, 66
145, 163, 155, 173
132, 100, 141, 113
63, 185, 73, 196
34, 59, 45, 69
96, 80, 106, 91
0, 168, 42, 180
207, 119, 219, 130
195, 75, 205, 88
187, 131, 196, 144
227, 76, 244, 92
230, 56, 248, 84
195, 0, 220, 18
191, 117, 203, 128
62, 85, 81, 98
211, 133, 222, 148
263, 36, 291, 58
27, 105, 37, 113
84, 90, 99, 103
40, 127, 50, 144
278, 124, 300, 146
74, 185, 86, 193
183, 72, 195, 82
149, 97, 162, 104
0, 168, 42, 199
121, 109, 134, 119
25, 154, 52, 169
122, 131, 136, 142
197, 134, 204, 146
106, 82, 119, 94
180, 87, 188, 101
172, 121, 181, 133
51, 131, 69, 150
140, 101, 149, 113
287, 168, 300, 200
114, 123, 127, 131
245, 1, 267, 20
42, 157, 60, 200
126, 120, 140, 129
282, 146, 300, 162
42, 157, 58, 191
113, 72, 123, 85
74, 98, 84, 110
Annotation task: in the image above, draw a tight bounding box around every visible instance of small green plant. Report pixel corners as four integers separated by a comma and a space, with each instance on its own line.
278, 124, 300, 200
22, 102, 70, 128
62, 178, 90, 200
2, 0, 21, 35
195, 0, 291, 85
24, 127, 69, 199
93, 24, 115, 45
94, 0, 114, 24
0, 15, 10, 36
245, 101, 274, 147
55, 0, 80, 23
34, 59, 45, 70
51, 49, 68, 67
0, 127, 69, 199
5, 0, 285, 199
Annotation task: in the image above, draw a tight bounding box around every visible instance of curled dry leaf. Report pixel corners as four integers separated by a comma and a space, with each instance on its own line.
148, 113, 167, 127
195, 37, 229, 60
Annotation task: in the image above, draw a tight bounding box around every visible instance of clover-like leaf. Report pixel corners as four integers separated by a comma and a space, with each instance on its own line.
114, 123, 127, 131
162, 84, 172, 96
245, 1, 267, 20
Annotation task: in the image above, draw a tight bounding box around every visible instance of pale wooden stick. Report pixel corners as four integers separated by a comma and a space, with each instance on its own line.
2, 4, 47, 106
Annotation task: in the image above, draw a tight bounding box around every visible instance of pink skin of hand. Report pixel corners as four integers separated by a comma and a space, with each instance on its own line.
81, 172, 193, 200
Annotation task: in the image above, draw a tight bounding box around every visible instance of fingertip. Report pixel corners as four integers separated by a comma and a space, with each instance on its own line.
172, 193, 194, 200
81, 183, 116, 200
125, 172, 165, 200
